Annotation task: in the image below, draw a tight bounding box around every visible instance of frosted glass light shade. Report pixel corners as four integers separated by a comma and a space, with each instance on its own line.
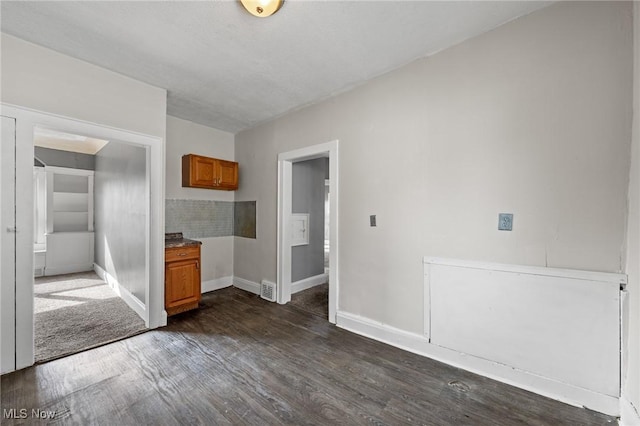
240, 0, 284, 18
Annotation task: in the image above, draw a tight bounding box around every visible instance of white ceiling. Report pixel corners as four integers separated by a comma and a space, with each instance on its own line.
34, 128, 109, 155
1, 1, 550, 134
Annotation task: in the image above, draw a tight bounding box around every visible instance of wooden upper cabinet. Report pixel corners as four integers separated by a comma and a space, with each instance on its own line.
190, 155, 215, 187
216, 159, 239, 190
182, 154, 238, 190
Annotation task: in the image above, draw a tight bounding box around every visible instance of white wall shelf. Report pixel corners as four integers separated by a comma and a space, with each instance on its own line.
44, 166, 95, 275
53, 192, 89, 212
46, 166, 94, 234
52, 212, 89, 232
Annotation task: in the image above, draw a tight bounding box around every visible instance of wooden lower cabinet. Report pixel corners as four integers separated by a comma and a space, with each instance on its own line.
165, 245, 201, 316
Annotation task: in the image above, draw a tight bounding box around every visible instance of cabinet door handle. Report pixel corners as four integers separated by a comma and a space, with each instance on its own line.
196, 260, 199, 270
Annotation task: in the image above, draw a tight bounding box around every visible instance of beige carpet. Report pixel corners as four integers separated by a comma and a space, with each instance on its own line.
34, 271, 146, 363
290, 283, 328, 319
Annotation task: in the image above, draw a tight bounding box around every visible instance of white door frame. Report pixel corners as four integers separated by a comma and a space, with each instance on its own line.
0, 103, 166, 371
277, 140, 339, 323
1, 116, 17, 373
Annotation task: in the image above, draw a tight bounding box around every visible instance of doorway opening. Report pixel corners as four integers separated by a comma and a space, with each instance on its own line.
277, 140, 338, 323
287, 157, 329, 318
1, 104, 165, 373
32, 128, 147, 362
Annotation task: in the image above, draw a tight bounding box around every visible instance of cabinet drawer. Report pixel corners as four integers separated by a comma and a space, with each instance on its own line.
165, 246, 200, 262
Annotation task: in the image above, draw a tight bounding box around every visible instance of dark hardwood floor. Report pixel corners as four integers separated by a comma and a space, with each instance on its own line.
2, 287, 615, 425
289, 283, 328, 319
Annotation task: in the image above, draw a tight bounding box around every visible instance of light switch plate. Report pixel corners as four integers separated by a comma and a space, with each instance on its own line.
370, 215, 377, 227
498, 213, 513, 231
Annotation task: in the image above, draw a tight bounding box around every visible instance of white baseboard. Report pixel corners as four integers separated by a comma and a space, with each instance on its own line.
45, 264, 93, 276
202, 276, 233, 293
94, 263, 147, 323
291, 273, 328, 294
621, 395, 640, 425
232, 276, 261, 294
336, 311, 619, 417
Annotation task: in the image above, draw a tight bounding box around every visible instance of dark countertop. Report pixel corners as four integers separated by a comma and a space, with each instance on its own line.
165, 232, 202, 248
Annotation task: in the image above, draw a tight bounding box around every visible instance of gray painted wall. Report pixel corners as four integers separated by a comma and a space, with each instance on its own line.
234, 2, 632, 333
292, 158, 327, 282
94, 141, 147, 303
35, 146, 95, 170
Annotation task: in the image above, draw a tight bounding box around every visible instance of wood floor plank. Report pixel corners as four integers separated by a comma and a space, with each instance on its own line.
2, 287, 616, 425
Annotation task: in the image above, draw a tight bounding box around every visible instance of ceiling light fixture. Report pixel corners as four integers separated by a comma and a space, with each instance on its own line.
240, 0, 284, 18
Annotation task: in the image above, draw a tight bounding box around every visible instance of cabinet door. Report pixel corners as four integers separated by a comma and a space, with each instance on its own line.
165, 259, 200, 309
215, 159, 238, 190
191, 155, 216, 187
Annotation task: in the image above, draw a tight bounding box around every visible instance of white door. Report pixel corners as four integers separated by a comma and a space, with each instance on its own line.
1, 116, 16, 373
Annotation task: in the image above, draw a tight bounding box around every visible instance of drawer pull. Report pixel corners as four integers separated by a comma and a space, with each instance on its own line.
178, 253, 187, 256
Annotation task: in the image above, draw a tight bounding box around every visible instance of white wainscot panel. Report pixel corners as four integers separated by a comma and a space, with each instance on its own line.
427, 260, 621, 398
45, 232, 94, 276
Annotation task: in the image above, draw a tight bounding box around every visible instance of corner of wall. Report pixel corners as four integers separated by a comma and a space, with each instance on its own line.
621, 0, 640, 417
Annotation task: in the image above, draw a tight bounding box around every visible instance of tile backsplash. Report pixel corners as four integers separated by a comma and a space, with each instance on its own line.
165, 199, 256, 239
234, 201, 257, 239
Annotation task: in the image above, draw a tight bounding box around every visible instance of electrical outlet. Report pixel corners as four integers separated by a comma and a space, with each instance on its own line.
498, 213, 513, 231
370, 215, 377, 227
